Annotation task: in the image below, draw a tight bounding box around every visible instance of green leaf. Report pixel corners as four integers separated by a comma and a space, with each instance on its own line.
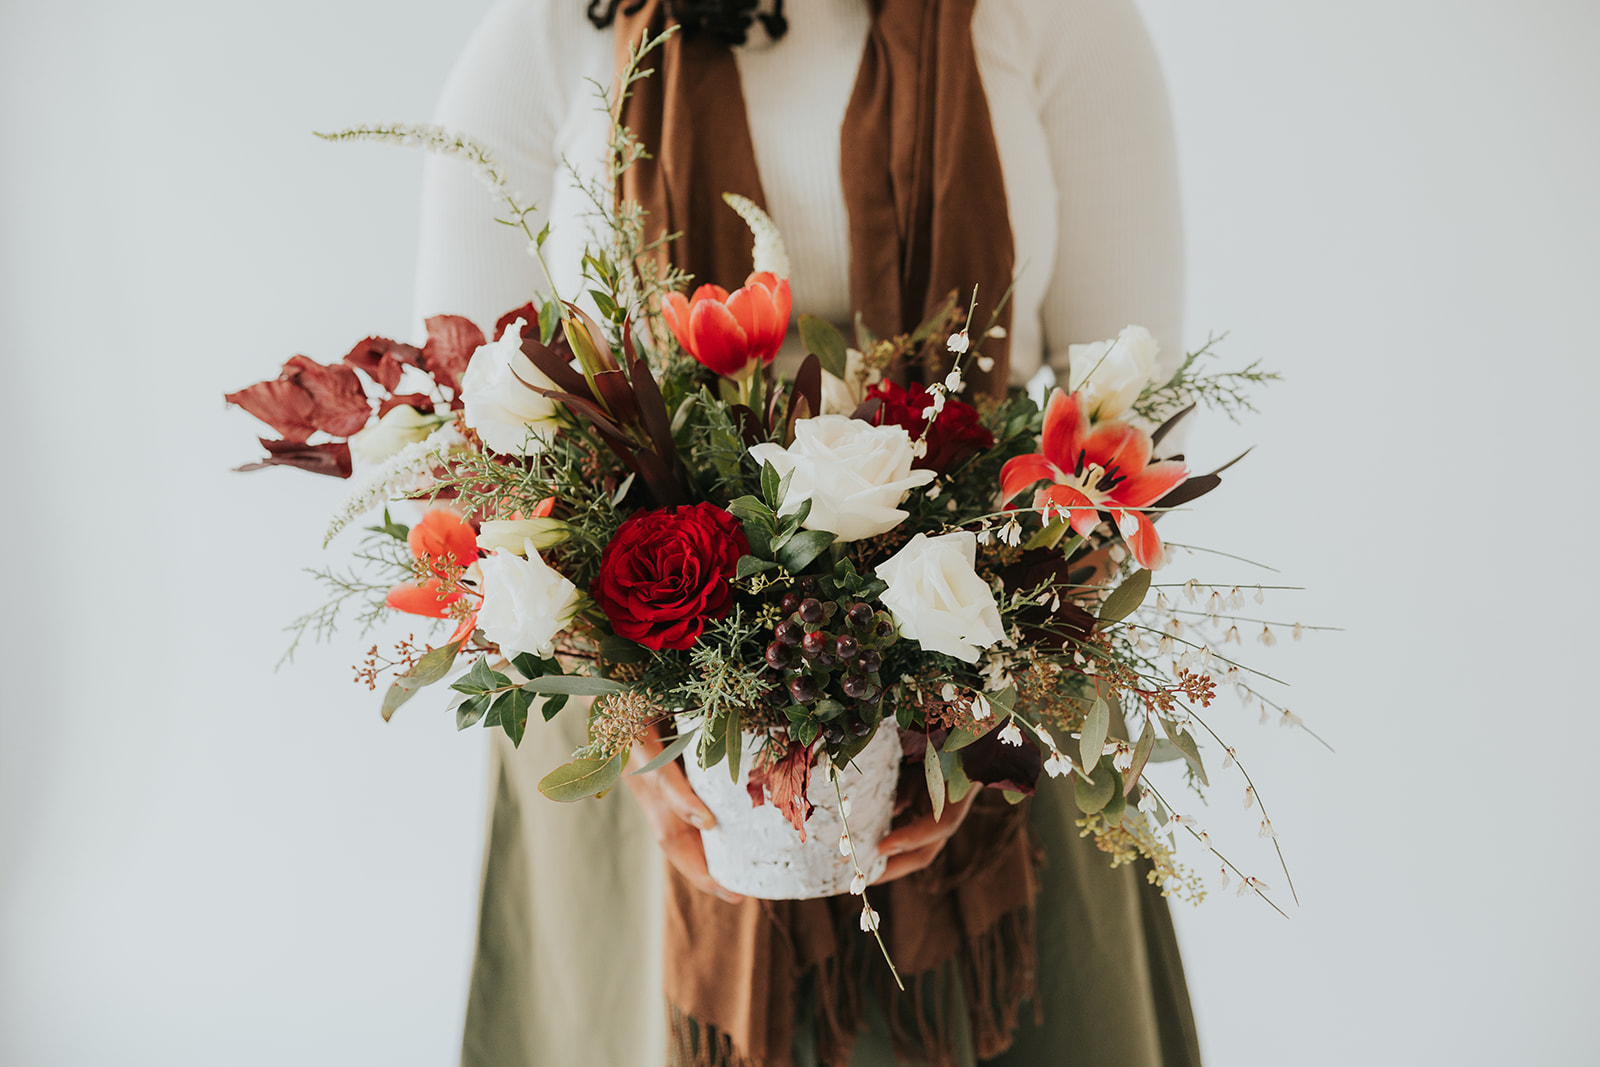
1079, 696, 1109, 773
736, 555, 781, 580
728, 495, 775, 525
1001, 789, 1026, 805
1023, 519, 1071, 551
924, 737, 946, 822
1102, 779, 1127, 826
538, 296, 561, 344
496, 688, 534, 747
760, 460, 784, 512
940, 750, 974, 803
1159, 717, 1209, 786
1123, 723, 1157, 796
540, 692, 568, 722
537, 753, 626, 802
631, 728, 698, 776
726, 706, 742, 783
519, 675, 629, 696
380, 640, 462, 721
1099, 568, 1152, 626
598, 635, 649, 664
698, 713, 728, 768
941, 723, 984, 753
1074, 762, 1117, 814
795, 720, 819, 746
455, 693, 490, 731
798, 314, 849, 379
364, 508, 410, 542
451, 655, 510, 696
510, 652, 543, 679
536, 220, 552, 250
776, 529, 835, 573
589, 288, 620, 322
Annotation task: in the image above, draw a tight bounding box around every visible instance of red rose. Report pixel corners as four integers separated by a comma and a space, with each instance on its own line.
868, 381, 995, 473
592, 503, 750, 651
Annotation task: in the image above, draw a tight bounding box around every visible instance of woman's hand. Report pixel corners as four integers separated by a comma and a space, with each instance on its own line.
623, 723, 745, 905
871, 786, 978, 885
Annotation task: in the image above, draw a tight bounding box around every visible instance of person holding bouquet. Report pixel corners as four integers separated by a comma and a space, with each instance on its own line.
412, 1, 1200, 1063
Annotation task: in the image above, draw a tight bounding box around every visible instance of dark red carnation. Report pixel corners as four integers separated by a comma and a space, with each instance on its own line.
592, 503, 750, 651
868, 380, 994, 473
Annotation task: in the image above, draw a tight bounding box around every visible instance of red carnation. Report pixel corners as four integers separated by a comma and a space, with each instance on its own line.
592, 503, 750, 651
868, 380, 995, 474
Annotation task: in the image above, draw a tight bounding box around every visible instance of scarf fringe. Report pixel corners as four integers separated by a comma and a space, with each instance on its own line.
667, 903, 1038, 1067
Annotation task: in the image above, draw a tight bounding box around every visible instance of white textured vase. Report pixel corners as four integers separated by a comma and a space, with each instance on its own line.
681, 724, 903, 900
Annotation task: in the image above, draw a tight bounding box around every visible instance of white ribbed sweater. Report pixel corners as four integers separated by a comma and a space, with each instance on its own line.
413, 0, 1185, 385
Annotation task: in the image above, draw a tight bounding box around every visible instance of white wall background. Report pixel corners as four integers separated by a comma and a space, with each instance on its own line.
2, 2, 1596, 1064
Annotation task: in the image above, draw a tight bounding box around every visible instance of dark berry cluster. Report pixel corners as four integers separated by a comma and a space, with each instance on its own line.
761, 578, 897, 743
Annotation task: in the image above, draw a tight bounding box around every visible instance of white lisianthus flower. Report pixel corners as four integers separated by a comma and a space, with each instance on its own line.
1066, 324, 1162, 420
477, 518, 569, 554
348, 404, 444, 465
748, 415, 934, 541
476, 538, 580, 657
874, 531, 1006, 663
460, 319, 561, 455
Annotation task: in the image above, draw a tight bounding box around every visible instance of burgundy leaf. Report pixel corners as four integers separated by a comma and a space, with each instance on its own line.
377, 392, 436, 417
520, 337, 591, 398
236, 438, 352, 478
225, 378, 317, 442
747, 737, 816, 841
421, 314, 486, 399
784, 353, 822, 439
283, 355, 371, 437
342, 336, 422, 393
495, 303, 541, 342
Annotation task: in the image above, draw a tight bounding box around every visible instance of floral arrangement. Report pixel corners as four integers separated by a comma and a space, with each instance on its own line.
228, 34, 1313, 931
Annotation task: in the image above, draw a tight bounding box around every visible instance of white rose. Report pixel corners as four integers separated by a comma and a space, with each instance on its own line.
748, 415, 934, 542
874, 531, 1006, 663
476, 538, 580, 657
348, 404, 442, 465
819, 348, 880, 415
460, 319, 561, 455
1066, 324, 1162, 420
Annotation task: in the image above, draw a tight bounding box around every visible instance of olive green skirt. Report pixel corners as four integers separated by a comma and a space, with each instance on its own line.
461, 715, 1200, 1066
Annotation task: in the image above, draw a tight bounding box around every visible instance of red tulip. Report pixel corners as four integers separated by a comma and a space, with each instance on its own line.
660, 271, 792, 380
999, 389, 1189, 570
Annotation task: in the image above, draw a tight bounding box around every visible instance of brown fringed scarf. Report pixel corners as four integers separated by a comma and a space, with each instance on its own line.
616, 4, 1034, 1064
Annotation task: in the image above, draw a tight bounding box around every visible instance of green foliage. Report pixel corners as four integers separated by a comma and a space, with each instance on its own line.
1134, 333, 1281, 425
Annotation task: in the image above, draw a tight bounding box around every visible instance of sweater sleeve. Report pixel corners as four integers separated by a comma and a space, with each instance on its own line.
412, 0, 587, 336
1033, 0, 1186, 380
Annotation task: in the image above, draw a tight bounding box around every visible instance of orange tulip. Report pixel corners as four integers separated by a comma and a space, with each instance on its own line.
661, 271, 791, 380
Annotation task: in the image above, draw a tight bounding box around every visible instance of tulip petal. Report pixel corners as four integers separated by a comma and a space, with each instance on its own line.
689, 299, 751, 378
1114, 460, 1190, 509
1040, 389, 1088, 471
1121, 510, 1168, 570
1038, 483, 1104, 539
999, 453, 1059, 504
1080, 421, 1151, 482
660, 292, 694, 354
727, 284, 783, 363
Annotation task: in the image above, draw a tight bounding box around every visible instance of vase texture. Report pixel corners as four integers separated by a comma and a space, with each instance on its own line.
681, 724, 902, 900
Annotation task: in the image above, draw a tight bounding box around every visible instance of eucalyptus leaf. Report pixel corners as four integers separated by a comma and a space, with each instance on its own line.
1074, 763, 1117, 814
1102, 782, 1127, 826
380, 639, 462, 721
1123, 723, 1157, 795
760, 461, 783, 512
726, 707, 742, 783
940, 750, 974, 803
1079, 696, 1109, 773
1159, 717, 1209, 785
537, 753, 626, 802
520, 675, 628, 696
941, 723, 984, 753
698, 713, 728, 768
1099, 568, 1152, 625
924, 737, 946, 822
632, 729, 698, 776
